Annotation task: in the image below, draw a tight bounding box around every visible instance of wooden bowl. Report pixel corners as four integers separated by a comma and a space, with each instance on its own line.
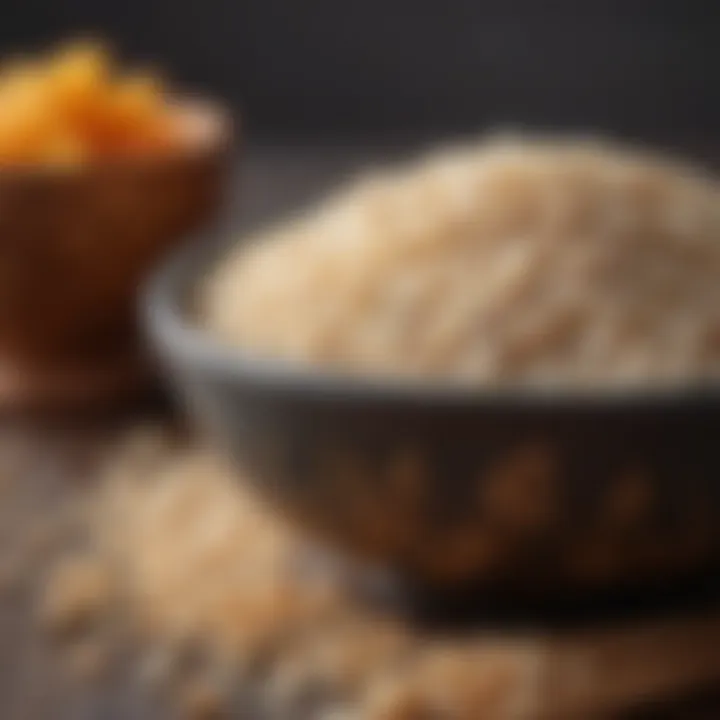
147, 235, 720, 605
0, 99, 232, 407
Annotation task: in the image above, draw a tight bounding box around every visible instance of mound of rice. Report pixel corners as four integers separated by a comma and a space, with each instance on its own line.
201, 138, 720, 385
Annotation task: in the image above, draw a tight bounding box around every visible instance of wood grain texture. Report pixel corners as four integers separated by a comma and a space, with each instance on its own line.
2, 415, 720, 719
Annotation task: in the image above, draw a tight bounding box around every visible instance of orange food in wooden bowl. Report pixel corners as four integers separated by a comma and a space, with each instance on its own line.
0, 42, 185, 164
0, 42, 233, 404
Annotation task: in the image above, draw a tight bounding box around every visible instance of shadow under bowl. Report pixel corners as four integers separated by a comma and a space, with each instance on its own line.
146, 234, 720, 605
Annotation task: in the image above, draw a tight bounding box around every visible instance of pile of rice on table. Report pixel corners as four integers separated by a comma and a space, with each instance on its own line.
42, 430, 542, 720
40, 430, 720, 720
201, 138, 720, 386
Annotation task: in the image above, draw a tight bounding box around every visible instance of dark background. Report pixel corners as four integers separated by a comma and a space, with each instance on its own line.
0, 0, 718, 144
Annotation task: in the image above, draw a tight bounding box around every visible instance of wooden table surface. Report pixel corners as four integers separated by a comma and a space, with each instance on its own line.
2, 144, 720, 719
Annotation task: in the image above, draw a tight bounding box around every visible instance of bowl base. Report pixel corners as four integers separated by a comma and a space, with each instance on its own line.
304, 546, 720, 631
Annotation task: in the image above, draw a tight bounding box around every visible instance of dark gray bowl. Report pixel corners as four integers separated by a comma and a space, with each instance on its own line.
145, 235, 720, 602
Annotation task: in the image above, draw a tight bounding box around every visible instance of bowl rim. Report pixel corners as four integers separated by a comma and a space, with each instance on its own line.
144, 230, 720, 409
0, 96, 233, 182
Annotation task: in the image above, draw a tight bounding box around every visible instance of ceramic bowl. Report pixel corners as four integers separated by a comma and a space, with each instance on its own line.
146, 234, 720, 602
